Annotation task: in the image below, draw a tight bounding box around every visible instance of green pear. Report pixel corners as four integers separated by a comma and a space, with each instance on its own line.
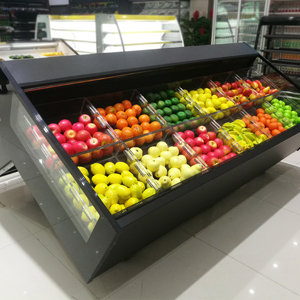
159, 176, 172, 189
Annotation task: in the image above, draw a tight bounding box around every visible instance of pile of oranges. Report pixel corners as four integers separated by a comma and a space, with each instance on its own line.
94, 100, 163, 147
251, 108, 286, 137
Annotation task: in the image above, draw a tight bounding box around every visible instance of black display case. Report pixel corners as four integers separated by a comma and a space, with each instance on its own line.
1, 43, 300, 282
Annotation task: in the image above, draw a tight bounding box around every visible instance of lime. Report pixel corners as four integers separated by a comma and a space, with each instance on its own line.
146, 93, 155, 102
142, 107, 150, 115
151, 102, 158, 110
150, 115, 156, 122
177, 103, 186, 111
154, 93, 161, 101
156, 109, 164, 116
170, 105, 179, 114
170, 114, 179, 123
159, 91, 168, 100
164, 99, 172, 107
184, 110, 193, 119
163, 107, 172, 116
157, 100, 165, 109
166, 90, 175, 98
164, 116, 171, 123
177, 111, 186, 120
171, 97, 179, 105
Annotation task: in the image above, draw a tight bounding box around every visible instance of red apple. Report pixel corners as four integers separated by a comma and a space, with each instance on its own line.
98, 134, 112, 146
231, 82, 238, 89
200, 144, 211, 154
67, 139, 77, 145
200, 154, 208, 163
86, 137, 100, 149
174, 142, 184, 153
192, 146, 202, 155
207, 141, 218, 151
196, 125, 207, 136
199, 133, 209, 143
64, 129, 77, 141
194, 137, 204, 147
207, 131, 217, 141
184, 130, 195, 139
237, 87, 243, 94
207, 157, 220, 167
246, 79, 252, 85
214, 81, 221, 87
48, 123, 61, 135
219, 145, 231, 155
185, 138, 195, 148
251, 81, 258, 89
219, 157, 227, 163
61, 143, 75, 155
239, 95, 249, 104
243, 88, 252, 97
206, 81, 214, 88
76, 130, 91, 142
78, 114, 92, 126
226, 82, 232, 89
93, 131, 104, 141
214, 138, 223, 148
177, 132, 186, 140
58, 119, 72, 132
227, 90, 234, 97
72, 122, 85, 132
73, 141, 88, 153
55, 133, 66, 144
92, 149, 104, 160
85, 123, 98, 136
214, 148, 225, 158
232, 89, 239, 95
78, 152, 92, 164
102, 146, 113, 156
221, 84, 228, 91
207, 151, 218, 159
71, 156, 79, 165
227, 152, 237, 159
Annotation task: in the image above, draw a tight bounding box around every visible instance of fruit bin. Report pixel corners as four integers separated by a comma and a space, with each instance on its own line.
1, 43, 300, 282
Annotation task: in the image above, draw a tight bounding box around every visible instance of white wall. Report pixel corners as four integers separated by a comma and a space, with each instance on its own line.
190, 0, 210, 18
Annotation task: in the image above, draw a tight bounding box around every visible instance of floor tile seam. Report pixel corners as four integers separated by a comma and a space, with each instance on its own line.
0, 232, 34, 252
261, 197, 300, 217
195, 237, 300, 297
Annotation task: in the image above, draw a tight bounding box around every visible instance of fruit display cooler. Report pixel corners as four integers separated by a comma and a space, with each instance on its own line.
1, 43, 300, 282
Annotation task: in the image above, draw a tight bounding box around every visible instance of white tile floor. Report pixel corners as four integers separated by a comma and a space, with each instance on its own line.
2, 152, 300, 300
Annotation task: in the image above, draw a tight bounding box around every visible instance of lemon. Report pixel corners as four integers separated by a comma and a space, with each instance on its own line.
121, 170, 134, 177
138, 172, 148, 184
84, 175, 90, 183
198, 94, 207, 102
219, 97, 227, 103
125, 197, 139, 208
92, 174, 108, 185
217, 112, 225, 119
108, 183, 120, 190
205, 93, 212, 99
189, 90, 197, 95
198, 101, 205, 108
204, 88, 211, 94
73, 194, 89, 211
211, 95, 218, 100
116, 185, 131, 202
186, 104, 193, 111
115, 161, 130, 173
212, 99, 221, 109
105, 189, 119, 205
109, 204, 122, 215
108, 173, 122, 184
137, 181, 145, 192
197, 88, 204, 94
220, 103, 229, 110
227, 101, 235, 107
64, 183, 80, 200
101, 195, 112, 209
122, 176, 138, 187
120, 204, 126, 210
129, 162, 139, 175
205, 100, 214, 108
105, 162, 115, 175
130, 183, 142, 199
94, 183, 108, 195
207, 107, 217, 114
78, 166, 89, 177
81, 205, 100, 222
142, 188, 156, 199
59, 173, 75, 186
90, 163, 105, 175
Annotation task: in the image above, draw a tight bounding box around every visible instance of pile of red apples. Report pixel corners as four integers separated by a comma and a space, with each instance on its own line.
176, 126, 237, 167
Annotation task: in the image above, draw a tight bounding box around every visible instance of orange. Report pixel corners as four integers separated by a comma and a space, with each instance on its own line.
272, 129, 281, 136
252, 116, 259, 122
105, 106, 116, 115
114, 103, 125, 112
97, 108, 106, 117
154, 131, 163, 140
143, 130, 155, 143
139, 114, 150, 123
132, 105, 142, 116
93, 117, 103, 129
270, 118, 278, 123
257, 113, 265, 118
256, 108, 265, 115
140, 121, 150, 131
277, 122, 282, 127
259, 117, 266, 125
125, 108, 136, 118
116, 119, 128, 130
125, 140, 136, 148
127, 116, 138, 127
149, 121, 162, 132
264, 114, 272, 120
114, 129, 123, 140
122, 127, 134, 140
116, 111, 127, 120
255, 130, 262, 136
268, 122, 278, 131
278, 126, 286, 132
106, 114, 117, 126
122, 100, 132, 110
266, 120, 271, 127
258, 122, 265, 128
135, 136, 145, 146
132, 125, 143, 136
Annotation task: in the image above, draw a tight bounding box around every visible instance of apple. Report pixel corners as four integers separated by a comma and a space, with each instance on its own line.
219, 157, 227, 163
249, 94, 257, 101
78, 114, 92, 126
194, 137, 204, 147
207, 151, 218, 159
93, 131, 104, 141
233, 95, 240, 102
227, 152, 237, 159
78, 152, 92, 164
237, 87, 243, 94
226, 82, 231, 89
214, 148, 225, 158
263, 86, 270, 94
48, 123, 61, 135
185, 138, 195, 148
76, 130, 91, 142
61, 143, 75, 155
184, 130, 195, 139
214, 138, 223, 148
64, 129, 76, 140
207, 131, 217, 141
255, 80, 262, 88
221, 84, 228, 91
192, 146, 202, 155
92, 149, 104, 160
206, 82, 214, 88
207, 157, 220, 167
207, 141, 218, 151
103, 146, 114, 156
58, 119, 72, 132
200, 144, 211, 154
232, 89, 239, 95
174, 142, 184, 153
219, 145, 231, 155
72, 122, 85, 132
55, 133, 66, 144
246, 79, 252, 85
251, 81, 258, 89
71, 156, 79, 165
67, 139, 77, 145
239, 95, 248, 103
199, 133, 209, 143
98, 134, 112, 146
177, 132, 186, 140
227, 90, 234, 97
215, 81, 221, 87
243, 88, 252, 97
231, 82, 238, 89
199, 154, 208, 163
196, 125, 207, 136
85, 123, 98, 136
86, 137, 100, 149
73, 141, 88, 153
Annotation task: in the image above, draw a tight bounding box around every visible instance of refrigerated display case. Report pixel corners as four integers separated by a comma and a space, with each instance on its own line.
1, 43, 300, 282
